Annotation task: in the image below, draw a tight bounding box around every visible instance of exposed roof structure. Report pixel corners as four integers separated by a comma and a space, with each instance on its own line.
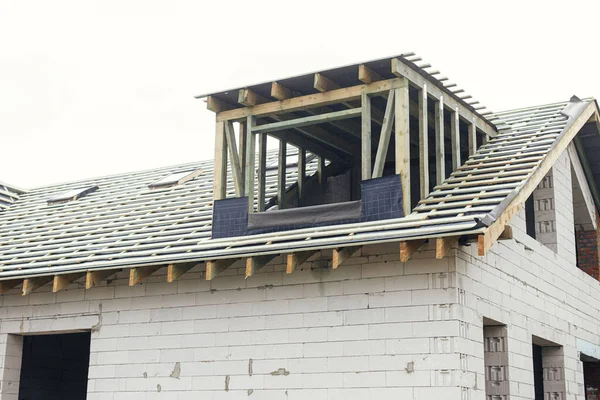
0, 181, 26, 211
0, 97, 598, 285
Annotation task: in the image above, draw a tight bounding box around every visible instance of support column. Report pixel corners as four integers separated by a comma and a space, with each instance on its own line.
277, 139, 287, 209
213, 120, 227, 200
394, 80, 411, 215
361, 93, 372, 180
245, 115, 256, 213
419, 84, 429, 199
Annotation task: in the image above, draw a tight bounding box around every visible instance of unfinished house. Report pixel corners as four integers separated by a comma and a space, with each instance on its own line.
2, 53, 600, 400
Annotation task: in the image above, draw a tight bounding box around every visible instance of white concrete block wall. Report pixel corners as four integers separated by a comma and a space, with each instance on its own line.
0, 243, 473, 400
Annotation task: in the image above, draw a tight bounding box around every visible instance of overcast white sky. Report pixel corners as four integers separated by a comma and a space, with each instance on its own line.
2, 0, 599, 188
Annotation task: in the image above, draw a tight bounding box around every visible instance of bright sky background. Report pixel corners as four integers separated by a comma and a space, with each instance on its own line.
2, 0, 599, 188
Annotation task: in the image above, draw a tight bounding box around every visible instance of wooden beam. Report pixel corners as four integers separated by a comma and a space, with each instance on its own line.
468, 119, 477, 156
167, 262, 197, 283
252, 108, 361, 134
246, 255, 277, 278
435, 97, 445, 185
225, 121, 244, 196
314, 73, 339, 92
451, 108, 461, 171
206, 259, 238, 281
277, 139, 287, 209
286, 250, 317, 274
332, 246, 360, 269
245, 116, 256, 213
362, 93, 372, 180
372, 90, 396, 179
22, 276, 53, 295
271, 82, 294, 100
435, 236, 460, 259
129, 266, 162, 286
297, 149, 306, 200
213, 121, 227, 200
419, 85, 429, 199
568, 143, 597, 229
477, 101, 597, 256
499, 226, 513, 240
400, 240, 425, 262
217, 77, 408, 122
257, 133, 267, 212
239, 88, 269, 106
359, 65, 383, 84
0, 279, 21, 294
394, 81, 411, 215
85, 270, 117, 289
53, 273, 85, 293
207, 96, 232, 113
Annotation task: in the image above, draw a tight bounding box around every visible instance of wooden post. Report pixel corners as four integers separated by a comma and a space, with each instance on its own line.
277, 139, 287, 209
468, 118, 477, 156
317, 156, 325, 185
213, 120, 227, 200
225, 121, 243, 196
257, 133, 267, 212
451, 108, 461, 171
394, 80, 411, 215
245, 115, 256, 213
298, 148, 306, 200
372, 90, 395, 179
435, 97, 445, 186
361, 93, 372, 180
419, 84, 429, 199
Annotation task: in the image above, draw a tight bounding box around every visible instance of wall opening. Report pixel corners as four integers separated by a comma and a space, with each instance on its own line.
532, 344, 544, 400
18, 332, 91, 400
525, 193, 536, 239
532, 337, 566, 400
582, 354, 600, 400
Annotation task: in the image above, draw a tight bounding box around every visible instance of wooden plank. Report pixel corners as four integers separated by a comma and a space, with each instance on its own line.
286, 250, 317, 274
372, 90, 396, 179
207, 96, 233, 113
391, 58, 497, 139
53, 272, 85, 292
206, 259, 238, 281
332, 246, 360, 269
435, 97, 445, 185
478, 101, 597, 256
246, 255, 277, 278
468, 119, 477, 156
257, 133, 267, 212
167, 262, 197, 283
225, 121, 244, 196
361, 93, 372, 180
85, 270, 117, 289
129, 266, 162, 286
0, 279, 21, 294
252, 108, 361, 134
213, 121, 227, 200
22, 276, 53, 295
238, 88, 269, 106
298, 148, 306, 199
277, 139, 287, 209
314, 73, 339, 92
216, 77, 409, 122
394, 82, 411, 215
451, 108, 461, 171
400, 240, 425, 262
245, 116, 256, 213
419, 85, 429, 199
435, 236, 460, 259
359, 64, 382, 84
271, 81, 294, 100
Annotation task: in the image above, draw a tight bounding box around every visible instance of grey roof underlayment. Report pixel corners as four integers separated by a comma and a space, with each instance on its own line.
0, 98, 596, 280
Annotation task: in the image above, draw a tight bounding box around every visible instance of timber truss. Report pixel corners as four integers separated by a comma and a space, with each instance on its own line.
202, 53, 498, 215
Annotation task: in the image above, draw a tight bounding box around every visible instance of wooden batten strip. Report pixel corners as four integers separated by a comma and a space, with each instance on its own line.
400, 240, 426, 262
22, 276, 53, 296
206, 259, 238, 281
435, 236, 460, 259
287, 250, 318, 274
53, 272, 85, 293
167, 262, 197, 283
85, 270, 118, 290
332, 246, 361, 269
129, 266, 162, 286
0, 279, 21, 294
246, 255, 277, 278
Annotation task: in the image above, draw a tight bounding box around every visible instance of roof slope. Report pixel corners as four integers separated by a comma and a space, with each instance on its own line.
0, 98, 596, 279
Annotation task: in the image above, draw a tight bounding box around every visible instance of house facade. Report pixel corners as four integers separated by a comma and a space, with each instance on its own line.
1, 53, 600, 400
